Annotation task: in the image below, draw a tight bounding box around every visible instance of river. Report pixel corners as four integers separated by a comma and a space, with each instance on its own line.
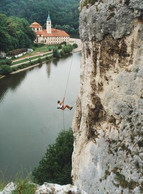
0, 52, 81, 180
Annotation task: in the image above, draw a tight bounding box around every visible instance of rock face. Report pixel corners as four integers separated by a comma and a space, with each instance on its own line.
0, 182, 16, 194
35, 183, 87, 194
72, 0, 143, 193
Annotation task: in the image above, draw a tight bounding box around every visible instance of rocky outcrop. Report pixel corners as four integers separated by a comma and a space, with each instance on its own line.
36, 183, 87, 194
0, 183, 16, 194
0, 182, 87, 194
72, 0, 143, 193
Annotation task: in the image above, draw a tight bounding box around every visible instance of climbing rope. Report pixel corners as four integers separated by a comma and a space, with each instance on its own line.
63, 54, 74, 98
63, 110, 65, 130
62, 54, 74, 130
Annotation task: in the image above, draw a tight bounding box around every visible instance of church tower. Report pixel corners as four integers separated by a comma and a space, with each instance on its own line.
46, 14, 51, 34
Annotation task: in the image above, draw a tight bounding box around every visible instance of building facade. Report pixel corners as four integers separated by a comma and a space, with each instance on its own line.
30, 15, 70, 45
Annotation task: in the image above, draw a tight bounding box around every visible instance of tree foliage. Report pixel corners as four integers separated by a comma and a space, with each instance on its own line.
0, 59, 12, 66
32, 129, 73, 185
62, 45, 73, 54
0, 0, 80, 37
0, 14, 36, 52
53, 48, 61, 58
0, 65, 12, 75
73, 43, 78, 49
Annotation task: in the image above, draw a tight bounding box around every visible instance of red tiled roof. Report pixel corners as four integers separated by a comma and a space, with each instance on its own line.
30, 22, 42, 28
36, 28, 70, 37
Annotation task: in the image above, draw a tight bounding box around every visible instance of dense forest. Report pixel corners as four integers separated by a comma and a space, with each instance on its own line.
0, 0, 80, 37
0, 14, 36, 52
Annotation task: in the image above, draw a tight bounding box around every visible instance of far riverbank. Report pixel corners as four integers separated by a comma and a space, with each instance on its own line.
0, 39, 81, 80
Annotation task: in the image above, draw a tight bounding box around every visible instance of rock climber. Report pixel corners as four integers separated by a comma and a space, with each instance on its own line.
57, 97, 73, 110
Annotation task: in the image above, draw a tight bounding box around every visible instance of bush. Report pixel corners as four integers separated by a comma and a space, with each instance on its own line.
13, 180, 36, 194
8, 48, 27, 56
32, 129, 73, 185
30, 61, 35, 65
0, 59, 12, 66
82, 0, 98, 7
34, 43, 45, 48
60, 41, 66, 46
60, 51, 64, 57
62, 45, 73, 54
53, 48, 61, 58
73, 43, 78, 49
0, 60, 7, 66
0, 65, 12, 75
37, 58, 42, 63
5, 59, 12, 66
12, 66, 18, 71
46, 56, 49, 60
58, 45, 62, 49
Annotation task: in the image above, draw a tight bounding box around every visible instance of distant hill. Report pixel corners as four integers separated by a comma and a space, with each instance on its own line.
0, 0, 80, 37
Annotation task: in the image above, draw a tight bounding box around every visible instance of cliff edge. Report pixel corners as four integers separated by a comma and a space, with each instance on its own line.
72, 0, 143, 193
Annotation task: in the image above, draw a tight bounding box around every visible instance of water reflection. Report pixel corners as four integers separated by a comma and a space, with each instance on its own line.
0, 72, 27, 102
53, 59, 59, 66
46, 62, 51, 78
0, 63, 47, 101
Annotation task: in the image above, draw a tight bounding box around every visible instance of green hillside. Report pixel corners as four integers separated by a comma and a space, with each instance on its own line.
0, 0, 79, 37
0, 14, 36, 52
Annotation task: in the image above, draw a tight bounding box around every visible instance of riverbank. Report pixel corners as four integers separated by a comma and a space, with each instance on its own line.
0, 41, 81, 80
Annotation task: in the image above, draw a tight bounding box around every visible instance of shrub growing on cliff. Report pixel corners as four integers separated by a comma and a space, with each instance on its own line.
81, 0, 98, 9
32, 129, 73, 185
13, 180, 36, 194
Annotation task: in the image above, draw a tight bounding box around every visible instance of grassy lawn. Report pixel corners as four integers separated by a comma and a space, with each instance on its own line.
34, 45, 57, 52
13, 45, 58, 59
13, 58, 28, 65
32, 44, 59, 53
12, 53, 53, 65
30, 52, 52, 60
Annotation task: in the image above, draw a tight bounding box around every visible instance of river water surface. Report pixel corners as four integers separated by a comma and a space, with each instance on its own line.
0, 52, 80, 180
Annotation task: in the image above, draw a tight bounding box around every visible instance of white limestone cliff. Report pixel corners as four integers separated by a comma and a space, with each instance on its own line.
0, 182, 87, 194
1, 1, 143, 194
72, 0, 143, 193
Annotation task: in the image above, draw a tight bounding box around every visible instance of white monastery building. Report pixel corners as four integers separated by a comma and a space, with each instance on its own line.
30, 15, 70, 45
